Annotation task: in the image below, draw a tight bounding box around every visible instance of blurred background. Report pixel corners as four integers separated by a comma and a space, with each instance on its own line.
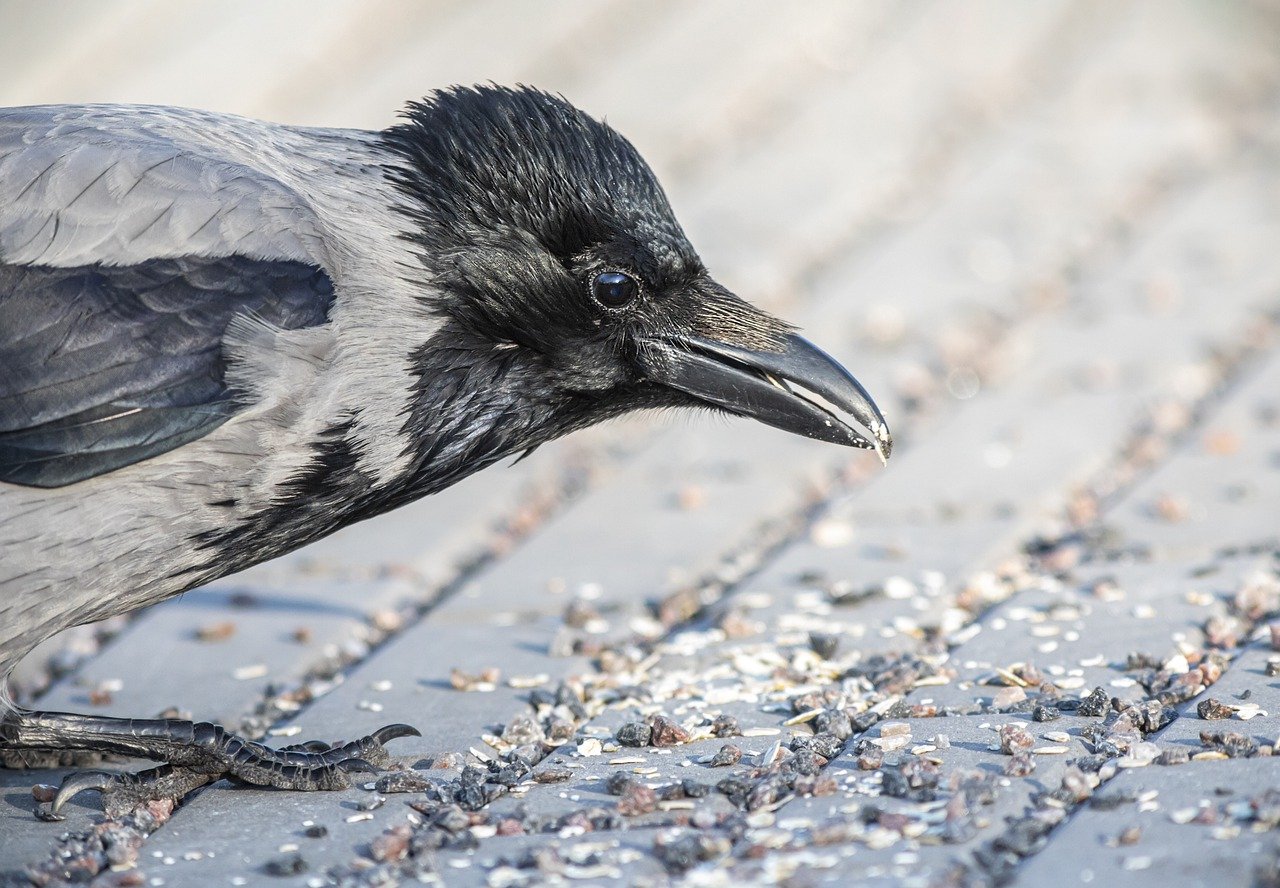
2, 0, 1273, 316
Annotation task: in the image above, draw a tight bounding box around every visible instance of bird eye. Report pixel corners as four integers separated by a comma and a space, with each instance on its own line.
590, 271, 640, 309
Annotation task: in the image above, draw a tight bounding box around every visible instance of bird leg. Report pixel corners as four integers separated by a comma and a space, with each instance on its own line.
0, 708, 419, 818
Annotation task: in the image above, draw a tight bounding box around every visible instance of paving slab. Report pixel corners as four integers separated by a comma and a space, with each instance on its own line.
1015, 757, 1280, 887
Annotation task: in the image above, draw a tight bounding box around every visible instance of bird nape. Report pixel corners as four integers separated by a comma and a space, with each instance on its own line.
0, 85, 891, 819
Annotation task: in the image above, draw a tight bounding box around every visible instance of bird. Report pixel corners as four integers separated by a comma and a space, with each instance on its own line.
0, 85, 892, 818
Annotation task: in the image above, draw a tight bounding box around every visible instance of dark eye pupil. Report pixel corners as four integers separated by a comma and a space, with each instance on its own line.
592, 271, 638, 308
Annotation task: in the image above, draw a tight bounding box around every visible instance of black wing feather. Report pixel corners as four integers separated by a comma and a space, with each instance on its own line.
0, 256, 333, 487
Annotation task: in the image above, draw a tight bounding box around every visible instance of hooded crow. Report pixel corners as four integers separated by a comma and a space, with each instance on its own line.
0, 85, 891, 816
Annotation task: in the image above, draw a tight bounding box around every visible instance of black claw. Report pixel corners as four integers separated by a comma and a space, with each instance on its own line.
371, 723, 420, 744
52, 770, 115, 814
337, 758, 379, 776
7, 710, 421, 812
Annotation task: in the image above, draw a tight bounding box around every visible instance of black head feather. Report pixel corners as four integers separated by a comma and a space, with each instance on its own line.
382, 85, 692, 267
380, 85, 789, 359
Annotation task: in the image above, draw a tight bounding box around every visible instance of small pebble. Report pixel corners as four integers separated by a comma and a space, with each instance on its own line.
999, 723, 1035, 755
648, 716, 690, 747
1004, 752, 1036, 776
1118, 825, 1142, 846
368, 826, 410, 863
375, 771, 430, 794
263, 854, 307, 877
809, 632, 840, 659
709, 744, 742, 767
617, 782, 658, 816
195, 621, 236, 642
1197, 698, 1234, 720
450, 667, 500, 692
711, 715, 741, 738
615, 722, 652, 747
429, 751, 464, 770
856, 747, 884, 770
534, 767, 573, 784
993, 686, 1027, 710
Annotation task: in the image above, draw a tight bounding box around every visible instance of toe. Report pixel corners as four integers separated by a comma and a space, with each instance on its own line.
52, 770, 116, 814
371, 723, 421, 744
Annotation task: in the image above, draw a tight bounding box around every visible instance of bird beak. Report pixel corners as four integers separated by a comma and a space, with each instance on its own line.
639, 332, 893, 463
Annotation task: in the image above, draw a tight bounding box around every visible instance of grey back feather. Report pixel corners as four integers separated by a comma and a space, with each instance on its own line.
0, 105, 331, 268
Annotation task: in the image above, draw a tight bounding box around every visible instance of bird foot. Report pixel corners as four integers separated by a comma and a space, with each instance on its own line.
48, 723, 419, 817
0, 709, 419, 819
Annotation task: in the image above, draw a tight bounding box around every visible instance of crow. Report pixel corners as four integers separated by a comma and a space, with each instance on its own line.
0, 85, 891, 816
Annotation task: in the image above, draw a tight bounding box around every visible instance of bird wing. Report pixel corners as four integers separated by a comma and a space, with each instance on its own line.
0, 106, 338, 488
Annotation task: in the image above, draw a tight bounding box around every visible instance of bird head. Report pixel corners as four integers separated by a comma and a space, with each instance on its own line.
381, 86, 892, 465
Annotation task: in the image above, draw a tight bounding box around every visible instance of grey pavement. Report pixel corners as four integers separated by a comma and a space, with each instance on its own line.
3, 2, 1280, 886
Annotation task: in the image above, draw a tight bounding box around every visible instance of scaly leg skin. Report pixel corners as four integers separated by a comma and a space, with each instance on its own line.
0, 708, 420, 819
